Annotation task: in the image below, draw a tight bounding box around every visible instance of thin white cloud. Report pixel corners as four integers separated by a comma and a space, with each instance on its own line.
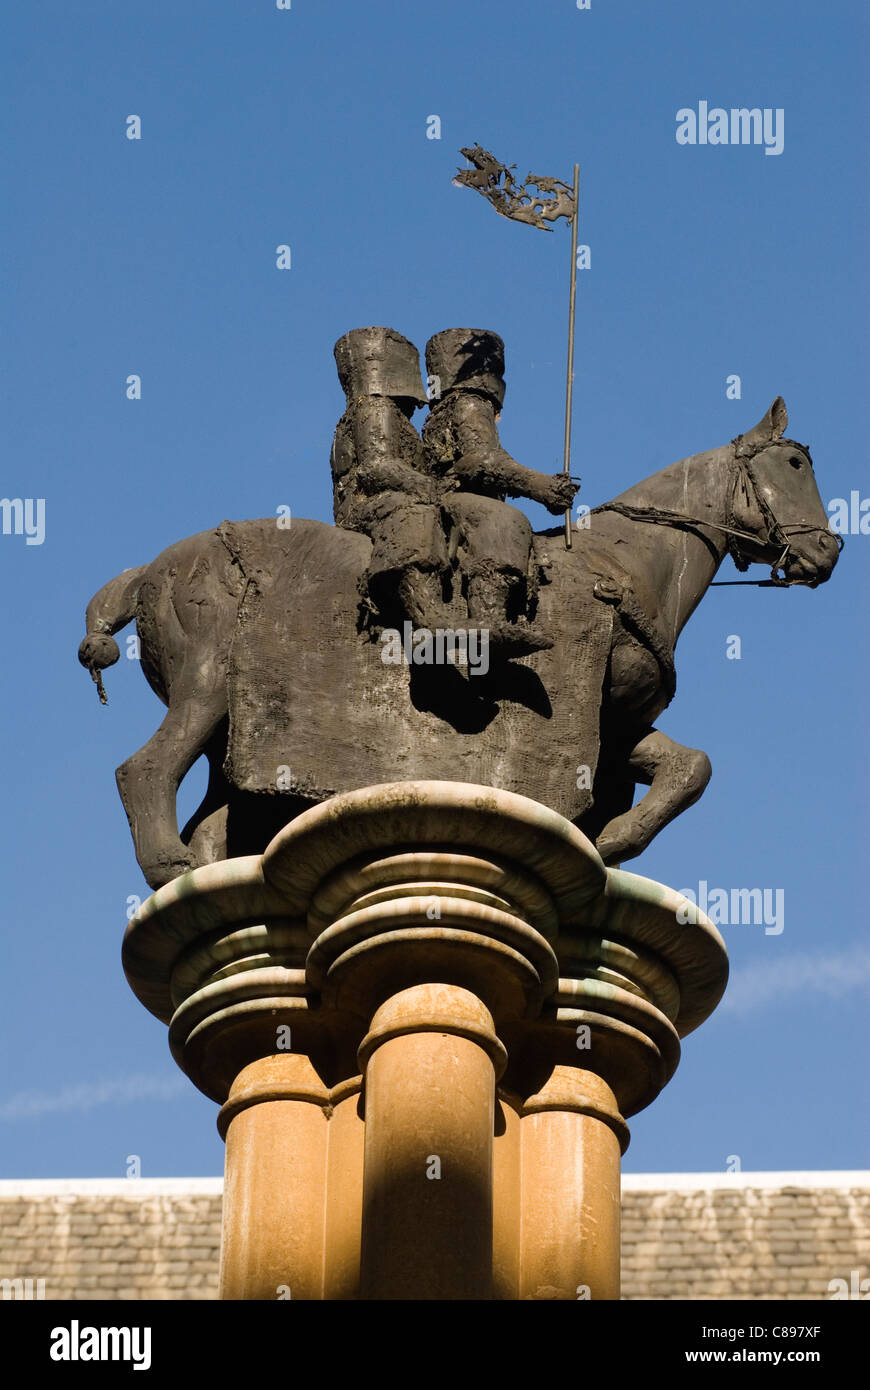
721, 945, 870, 1015
0, 1074, 186, 1121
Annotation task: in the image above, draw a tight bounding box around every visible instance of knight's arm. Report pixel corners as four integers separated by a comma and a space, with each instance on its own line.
351, 399, 435, 499
448, 396, 577, 513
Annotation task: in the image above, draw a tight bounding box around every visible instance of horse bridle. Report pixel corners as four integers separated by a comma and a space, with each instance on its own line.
592, 436, 843, 587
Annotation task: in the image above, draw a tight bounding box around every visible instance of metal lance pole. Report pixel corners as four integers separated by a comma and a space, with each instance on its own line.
562, 163, 580, 550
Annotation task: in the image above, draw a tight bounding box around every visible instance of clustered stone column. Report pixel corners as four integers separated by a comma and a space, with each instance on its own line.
123, 781, 727, 1300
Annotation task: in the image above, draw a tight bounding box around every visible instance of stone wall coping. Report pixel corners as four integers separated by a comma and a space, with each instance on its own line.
621, 1171, 870, 1191
0, 1178, 223, 1196
0, 1172, 866, 1197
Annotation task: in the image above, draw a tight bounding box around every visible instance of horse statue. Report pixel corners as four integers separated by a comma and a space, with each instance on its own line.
79, 397, 840, 890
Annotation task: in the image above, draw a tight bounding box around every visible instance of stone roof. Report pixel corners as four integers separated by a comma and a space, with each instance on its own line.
0, 1174, 867, 1300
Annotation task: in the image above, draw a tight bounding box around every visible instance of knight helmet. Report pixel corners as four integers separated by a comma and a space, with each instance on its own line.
333, 327, 428, 407
424, 328, 506, 408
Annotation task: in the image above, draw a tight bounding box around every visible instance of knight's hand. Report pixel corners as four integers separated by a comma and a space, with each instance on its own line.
360, 461, 435, 500
451, 450, 490, 482
545, 474, 580, 514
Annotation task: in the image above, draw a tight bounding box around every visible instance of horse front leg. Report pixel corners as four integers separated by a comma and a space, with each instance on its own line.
595, 729, 711, 866
116, 685, 227, 890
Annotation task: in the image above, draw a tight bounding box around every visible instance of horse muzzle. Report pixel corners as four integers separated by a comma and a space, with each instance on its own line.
780, 530, 842, 586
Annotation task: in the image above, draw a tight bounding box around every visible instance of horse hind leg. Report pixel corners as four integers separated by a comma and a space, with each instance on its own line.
116, 684, 227, 891
180, 722, 230, 868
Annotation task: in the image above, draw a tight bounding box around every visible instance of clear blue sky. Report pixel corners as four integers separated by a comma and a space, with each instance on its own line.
1, 0, 867, 1178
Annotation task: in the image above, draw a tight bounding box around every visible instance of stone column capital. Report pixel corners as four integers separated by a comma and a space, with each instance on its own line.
123, 782, 727, 1116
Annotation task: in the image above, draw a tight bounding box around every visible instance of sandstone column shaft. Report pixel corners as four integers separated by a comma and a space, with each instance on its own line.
218, 1055, 330, 1301
518, 1066, 624, 1300
322, 1077, 365, 1300
492, 1093, 522, 1300
358, 984, 506, 1300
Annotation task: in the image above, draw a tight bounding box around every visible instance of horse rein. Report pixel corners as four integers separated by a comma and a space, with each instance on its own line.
591, 438, 842, 588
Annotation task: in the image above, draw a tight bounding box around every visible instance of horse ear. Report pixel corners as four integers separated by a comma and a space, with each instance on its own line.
742, 397, 788, 450
769, 396, 788, 439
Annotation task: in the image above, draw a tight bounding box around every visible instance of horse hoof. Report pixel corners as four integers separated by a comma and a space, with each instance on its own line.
142, 856, 198, 892
595, 828, 644, 867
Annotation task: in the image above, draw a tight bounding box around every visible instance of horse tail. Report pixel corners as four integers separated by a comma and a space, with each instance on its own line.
78, 564, 148, 705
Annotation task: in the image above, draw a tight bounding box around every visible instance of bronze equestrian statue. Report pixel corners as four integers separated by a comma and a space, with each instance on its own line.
79, 345, 840, 889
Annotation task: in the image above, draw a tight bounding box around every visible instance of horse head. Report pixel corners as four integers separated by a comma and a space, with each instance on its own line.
728, 398, 842, 587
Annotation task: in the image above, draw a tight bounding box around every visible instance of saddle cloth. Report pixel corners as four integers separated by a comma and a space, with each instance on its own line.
222, 517, 613, 824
